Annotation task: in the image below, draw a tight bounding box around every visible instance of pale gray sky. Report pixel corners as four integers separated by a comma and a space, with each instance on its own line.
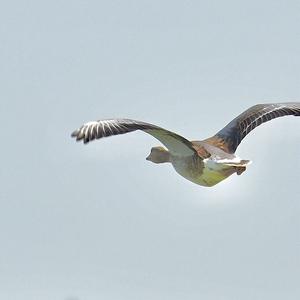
1, 1, 300, 299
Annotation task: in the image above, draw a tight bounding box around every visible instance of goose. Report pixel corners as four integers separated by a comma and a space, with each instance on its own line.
71, 102, 300, 187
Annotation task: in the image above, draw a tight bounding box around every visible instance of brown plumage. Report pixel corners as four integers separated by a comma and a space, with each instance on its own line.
71, 102, 300, 187
206, 102, 300, 153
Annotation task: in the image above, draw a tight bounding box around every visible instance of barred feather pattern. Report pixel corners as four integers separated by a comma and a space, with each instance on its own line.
71, 118, 196, 156
71, 119, 156, 144
213, 102, 300, 153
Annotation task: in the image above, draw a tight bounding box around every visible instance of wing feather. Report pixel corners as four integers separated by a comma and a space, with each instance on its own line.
71, 118, 196, 157
205, 102, 300, 153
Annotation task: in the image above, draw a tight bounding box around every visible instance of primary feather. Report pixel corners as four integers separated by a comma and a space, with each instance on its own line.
209, 102, 300, 153
71, 118, 196, 156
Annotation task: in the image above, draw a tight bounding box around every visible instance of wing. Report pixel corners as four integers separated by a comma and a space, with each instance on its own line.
205, 102, 300, 154
71, 118, 197, 157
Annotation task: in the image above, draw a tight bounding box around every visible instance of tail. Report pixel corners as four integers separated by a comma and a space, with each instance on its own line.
224, 160, 251, 176
223, 159, 252, 167
219, 159, 251, 176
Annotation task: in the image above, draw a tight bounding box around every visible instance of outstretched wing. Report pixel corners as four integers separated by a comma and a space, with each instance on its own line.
71, 118, 197, 156
205, 102, 300, 154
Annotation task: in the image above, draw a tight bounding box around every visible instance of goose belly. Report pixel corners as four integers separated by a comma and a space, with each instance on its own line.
198, 163, 235, 187
172, 158, 236, 187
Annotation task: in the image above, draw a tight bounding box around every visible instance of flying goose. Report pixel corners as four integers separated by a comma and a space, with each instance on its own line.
71, 102, 300, 187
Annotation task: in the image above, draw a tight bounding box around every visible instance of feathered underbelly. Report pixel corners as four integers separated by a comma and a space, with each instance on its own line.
171, 157, 240, 187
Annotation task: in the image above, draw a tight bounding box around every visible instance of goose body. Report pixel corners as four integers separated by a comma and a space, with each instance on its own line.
171, 155, 236, 187
71, 102, 300, 187
168, 144, 249, 187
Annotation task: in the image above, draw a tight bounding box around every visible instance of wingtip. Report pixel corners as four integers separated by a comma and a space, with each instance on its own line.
71, 129, 86, 143
71, 130, 79, 138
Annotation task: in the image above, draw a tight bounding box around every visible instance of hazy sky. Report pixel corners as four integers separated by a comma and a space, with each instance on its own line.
1, 1, 300, 299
